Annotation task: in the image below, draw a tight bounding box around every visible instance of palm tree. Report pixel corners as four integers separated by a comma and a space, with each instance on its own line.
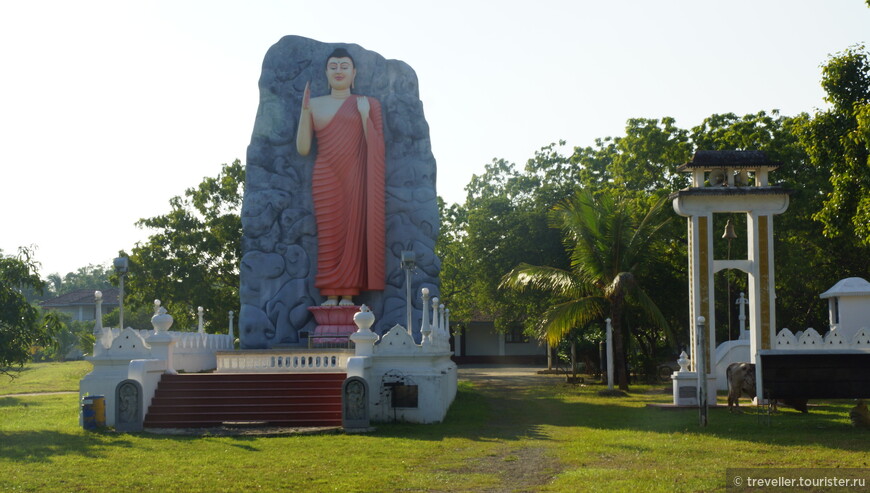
500, 189, 671, 391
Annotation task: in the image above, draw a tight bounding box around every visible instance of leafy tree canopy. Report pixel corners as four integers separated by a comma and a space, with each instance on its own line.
797, 45, 870, 246
501, 190, 673, 390
124, 160, 244, 331
45, 264, 114, 298
0, 247, 62, 376
440, 74, 870, 378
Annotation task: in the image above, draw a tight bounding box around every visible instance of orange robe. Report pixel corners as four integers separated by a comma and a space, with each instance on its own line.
311, 96, 385, 296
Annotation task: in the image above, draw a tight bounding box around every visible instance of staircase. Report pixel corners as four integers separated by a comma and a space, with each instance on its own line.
143, 372, 346, 428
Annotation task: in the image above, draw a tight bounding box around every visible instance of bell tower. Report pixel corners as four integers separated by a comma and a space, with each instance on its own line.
672, 150, 790, 401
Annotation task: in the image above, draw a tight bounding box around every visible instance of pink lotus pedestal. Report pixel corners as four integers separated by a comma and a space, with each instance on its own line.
307, 306, 359, 346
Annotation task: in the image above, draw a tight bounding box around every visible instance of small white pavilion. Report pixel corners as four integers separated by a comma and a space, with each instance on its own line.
820, 277, 870, 343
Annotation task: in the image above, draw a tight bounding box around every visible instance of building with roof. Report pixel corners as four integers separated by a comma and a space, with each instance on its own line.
40, 288, 119, 322
451, 320, 548, 365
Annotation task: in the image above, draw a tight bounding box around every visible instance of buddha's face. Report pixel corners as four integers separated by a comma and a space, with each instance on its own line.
326, 57, 355, 90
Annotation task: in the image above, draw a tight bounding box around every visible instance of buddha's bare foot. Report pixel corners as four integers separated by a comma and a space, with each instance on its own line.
339, 296, 354, 306
321, 296, 339, 307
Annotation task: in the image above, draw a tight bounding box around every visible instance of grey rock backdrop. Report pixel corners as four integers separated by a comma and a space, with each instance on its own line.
240, 36, 440, 348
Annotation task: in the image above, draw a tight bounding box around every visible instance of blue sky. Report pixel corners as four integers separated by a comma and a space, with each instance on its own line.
1, 0, 868, 277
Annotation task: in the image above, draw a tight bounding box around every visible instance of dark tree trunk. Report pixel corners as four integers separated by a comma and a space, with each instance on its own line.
571, 340, 577, 378
611, 295, 629, 391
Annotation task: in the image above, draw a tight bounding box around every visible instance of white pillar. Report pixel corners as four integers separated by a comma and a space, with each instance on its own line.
747, 212, 777, 402
696, 316, 708, 426
350, 305, 378, 356
421, 288, 430, 345
431, 297, 440, 340
737, 292, 749, 340
147, 332, 177, 375
686, 214, 716, 374
92, 291, 105, 357
93, 291, 104, 332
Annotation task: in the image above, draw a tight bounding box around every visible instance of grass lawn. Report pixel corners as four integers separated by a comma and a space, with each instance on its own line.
0, 361, 92, 395
0, 363, 868, 492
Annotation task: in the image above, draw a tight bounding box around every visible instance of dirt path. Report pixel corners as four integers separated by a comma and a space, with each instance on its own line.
457, 365, 569, 492
0, 391, 77, 398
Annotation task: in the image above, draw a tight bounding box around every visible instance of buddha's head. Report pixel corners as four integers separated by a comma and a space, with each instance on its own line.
325, 48, 356, 91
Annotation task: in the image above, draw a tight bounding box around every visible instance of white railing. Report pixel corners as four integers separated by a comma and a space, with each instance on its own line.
173, 332, 234, 372
215, 349, 352, 373
775, 327, 870, 350
174, 332, 234, 351
420, 289, 451, 352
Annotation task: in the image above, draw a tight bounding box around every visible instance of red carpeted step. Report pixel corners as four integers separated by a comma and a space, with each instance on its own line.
143, 372, 346, 429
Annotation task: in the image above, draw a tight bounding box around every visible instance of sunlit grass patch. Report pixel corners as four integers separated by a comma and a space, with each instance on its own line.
0, 361, 92, 395
0, 364, 868, 492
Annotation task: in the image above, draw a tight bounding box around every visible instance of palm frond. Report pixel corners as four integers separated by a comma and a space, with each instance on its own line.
539, 296, 607, 346
500, 263, 587, 299
626, 282, 671, 338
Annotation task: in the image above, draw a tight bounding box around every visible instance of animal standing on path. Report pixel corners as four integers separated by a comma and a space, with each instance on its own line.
725, 362, 808, 413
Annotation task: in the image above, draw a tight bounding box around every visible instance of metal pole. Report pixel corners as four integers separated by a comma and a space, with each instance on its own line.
118, 273, 124, 330
113, 256, 128, 330
697, 316, 708, 426
405, 267, 413, 336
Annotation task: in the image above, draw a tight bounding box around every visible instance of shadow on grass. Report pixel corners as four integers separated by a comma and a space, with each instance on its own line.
0, 430, 134, 462
373, 378, 870, 452
0, 397, 29, 408
135, 432, 263, 452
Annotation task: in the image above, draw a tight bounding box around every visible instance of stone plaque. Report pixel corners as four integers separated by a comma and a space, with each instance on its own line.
342, 376, 370, 430
115, 379, 143, 433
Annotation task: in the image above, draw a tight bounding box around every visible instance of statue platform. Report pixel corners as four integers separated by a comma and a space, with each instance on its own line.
308, 305, 359, 346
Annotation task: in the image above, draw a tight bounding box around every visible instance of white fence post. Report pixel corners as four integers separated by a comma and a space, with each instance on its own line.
228, 310, 235, 342
697, 316, 708, 427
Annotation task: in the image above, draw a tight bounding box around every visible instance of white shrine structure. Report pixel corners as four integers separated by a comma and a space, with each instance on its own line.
670, 150, 790, 404
80, 289, 457, 430
669, 151, 870, 406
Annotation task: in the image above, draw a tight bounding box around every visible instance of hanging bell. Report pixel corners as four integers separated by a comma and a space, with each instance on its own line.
722, 219, 738, 240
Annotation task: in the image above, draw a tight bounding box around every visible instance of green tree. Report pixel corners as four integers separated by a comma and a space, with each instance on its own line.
501, 190, 672, 391
446, 54, 870, 375
438, 157, 569, 334
0, 247, 62, 376
31, 313, 94, 362
562, 118, 693, 195
688, 109, 867, 332
797, 45, 870, 246
124, 160, 244, 331
46, 264, 114, 297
